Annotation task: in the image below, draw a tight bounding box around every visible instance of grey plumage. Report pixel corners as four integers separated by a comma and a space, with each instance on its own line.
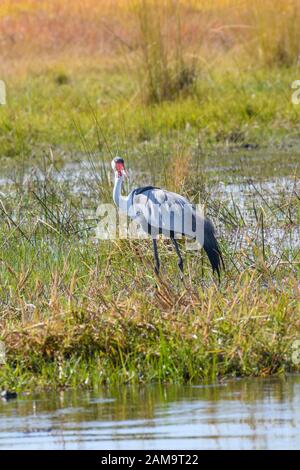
127, 186, 224, 279
111, 157, 223, 279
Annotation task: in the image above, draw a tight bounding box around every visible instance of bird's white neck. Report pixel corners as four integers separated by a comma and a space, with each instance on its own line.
113, 174, 128, 212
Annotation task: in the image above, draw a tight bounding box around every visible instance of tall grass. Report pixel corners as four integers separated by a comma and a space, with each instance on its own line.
133, 0, 196, 103
246, 0, 300, 67
1, 0, 300, 90
1, 0, 300, 67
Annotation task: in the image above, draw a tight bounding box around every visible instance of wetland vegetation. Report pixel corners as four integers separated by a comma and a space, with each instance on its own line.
0, 0, 299, 392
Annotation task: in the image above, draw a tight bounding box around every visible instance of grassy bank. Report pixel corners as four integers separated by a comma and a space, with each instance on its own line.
1, 63, 300, 163
0, 154, 299, 391
1, 276, 299, 391
0, 0, 299, 392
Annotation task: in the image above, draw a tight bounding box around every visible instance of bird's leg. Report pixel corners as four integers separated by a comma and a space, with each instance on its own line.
171, 237, 184, 279
152, 238, 160, 276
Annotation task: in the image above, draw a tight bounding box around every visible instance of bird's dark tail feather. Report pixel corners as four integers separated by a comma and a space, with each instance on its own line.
203, 218, 225, 281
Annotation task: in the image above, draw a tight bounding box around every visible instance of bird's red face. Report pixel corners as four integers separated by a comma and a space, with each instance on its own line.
115, 161, 125, 176
112, 157, 127, 177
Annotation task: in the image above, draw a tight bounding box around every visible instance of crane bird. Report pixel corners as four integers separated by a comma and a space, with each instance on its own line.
111, 157, 224, 280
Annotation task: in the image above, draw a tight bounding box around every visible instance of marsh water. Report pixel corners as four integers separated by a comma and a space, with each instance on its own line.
0, 149, 299, 254
1, 376, 300, 450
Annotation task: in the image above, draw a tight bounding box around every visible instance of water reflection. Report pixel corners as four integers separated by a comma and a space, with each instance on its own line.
0, 376, 300, 449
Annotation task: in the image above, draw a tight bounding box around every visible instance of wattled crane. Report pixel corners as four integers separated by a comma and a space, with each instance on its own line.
111, 157, 224, 280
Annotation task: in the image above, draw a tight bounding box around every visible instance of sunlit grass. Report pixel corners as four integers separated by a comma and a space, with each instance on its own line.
1, 0, 299, 67
0, 62, 299, 162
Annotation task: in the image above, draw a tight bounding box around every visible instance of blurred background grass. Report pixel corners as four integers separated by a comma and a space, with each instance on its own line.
0, 0, 300, 162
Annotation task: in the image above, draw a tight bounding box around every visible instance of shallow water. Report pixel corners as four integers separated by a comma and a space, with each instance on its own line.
1, 376, 300, 450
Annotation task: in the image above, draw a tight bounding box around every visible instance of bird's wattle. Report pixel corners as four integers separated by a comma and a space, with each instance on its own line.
115, 162, 124, 177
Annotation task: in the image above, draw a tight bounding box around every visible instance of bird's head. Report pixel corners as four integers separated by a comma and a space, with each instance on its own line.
111, 157, 127, 178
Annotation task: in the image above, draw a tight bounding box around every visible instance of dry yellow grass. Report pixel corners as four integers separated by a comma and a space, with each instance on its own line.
1, 263, 299, 389
1, 0, 299, 71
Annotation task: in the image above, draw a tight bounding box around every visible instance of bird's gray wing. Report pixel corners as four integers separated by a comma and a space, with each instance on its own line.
128, 186, 224, 277
128, 187, 200, 238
